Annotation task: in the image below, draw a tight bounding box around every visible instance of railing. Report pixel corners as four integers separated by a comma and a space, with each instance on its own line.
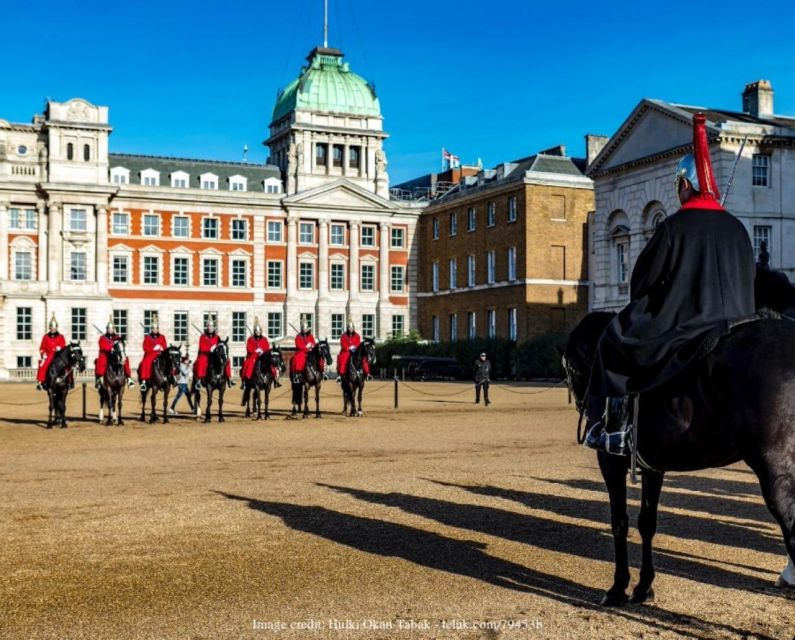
9, 367, 95, 381
11, 165, 37, 177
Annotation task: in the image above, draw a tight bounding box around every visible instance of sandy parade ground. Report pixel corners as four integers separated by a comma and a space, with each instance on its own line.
0, 379, 793, 640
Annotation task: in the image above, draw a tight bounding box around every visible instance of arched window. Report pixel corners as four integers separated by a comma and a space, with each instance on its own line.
608, 210, 630, 295
643, 202, 666, 239
83, 144, 90, 161
66, 143, 74, 160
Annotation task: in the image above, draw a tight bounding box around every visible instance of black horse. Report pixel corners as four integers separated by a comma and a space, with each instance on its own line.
45, 342, 86, 429
139, 345, 181, 424
291, 340, 332, 419
192, 338, 230, 423
244, 346, 286, 420
562, 310, 795, 605
340, 338, 376, 417
98, 339, 128, 426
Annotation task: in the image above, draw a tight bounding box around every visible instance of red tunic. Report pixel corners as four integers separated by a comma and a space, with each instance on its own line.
37, 332, 67, 383
96, 333, 131, 377
241, 336, 271, 380
292, 333, 321, 373
139, 333, 168, 380
194, 332, 232, 379
337, 331, 369, 375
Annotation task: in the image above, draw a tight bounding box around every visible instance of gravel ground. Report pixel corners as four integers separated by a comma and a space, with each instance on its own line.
0, 380, 792, 640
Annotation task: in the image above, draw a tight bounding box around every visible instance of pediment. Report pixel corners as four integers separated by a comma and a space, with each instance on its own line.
284, 179, 397, 212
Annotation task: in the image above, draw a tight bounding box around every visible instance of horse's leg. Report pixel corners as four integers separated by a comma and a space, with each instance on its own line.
162, 386, 170, 424
149, 388, 158, 423
117, 388, 124, 426
47, 391, 53, 429
59, 390, 67, 428
598, 451, 630, 606
357, 381, 364, 416
315, 383, 321, 419
303, 384, 309, 419
751, 455, 795, 586
263, 385, 269, 420
631, 470, 664, 603
139, 388, 147, 421
98, 388, 105, 424
205, 387, 212, 423
218, 385, 225, 422
781, 555, 795, 588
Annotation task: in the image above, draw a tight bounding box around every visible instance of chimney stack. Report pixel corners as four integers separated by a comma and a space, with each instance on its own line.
742, 80, 774, 118
585, 134, 609, 168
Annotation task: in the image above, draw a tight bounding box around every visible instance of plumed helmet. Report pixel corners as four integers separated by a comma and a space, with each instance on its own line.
48, 313, 58, 331
347, 321, 355, 332
106, 321, 116, 334
675, 153, 699, 191
253, 317, 262, 336
300, 322, 308, 334
205, 318, 216, 333
151, 316, 159, 333
676, 113, 721, 204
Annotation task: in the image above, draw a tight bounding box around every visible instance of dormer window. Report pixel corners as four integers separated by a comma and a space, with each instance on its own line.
229, 175, 247, 192
171, 171, 189, 189
263, 178, 281, 194
141, 169, 160, 187
110, 167, 130, 185
200, 172, 219, 190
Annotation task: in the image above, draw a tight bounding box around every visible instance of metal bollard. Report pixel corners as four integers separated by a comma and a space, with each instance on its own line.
82, 382, 87, 420
394, 377, 399, 409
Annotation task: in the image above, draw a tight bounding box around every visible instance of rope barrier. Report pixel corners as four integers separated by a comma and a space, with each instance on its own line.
397, 380, 475, 397
492, 379, 567, 395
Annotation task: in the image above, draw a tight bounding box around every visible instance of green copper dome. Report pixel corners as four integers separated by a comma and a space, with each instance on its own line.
272, 47, 381, 122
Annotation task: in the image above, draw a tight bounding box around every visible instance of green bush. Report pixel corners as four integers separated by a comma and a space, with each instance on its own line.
512, 332, 568, 379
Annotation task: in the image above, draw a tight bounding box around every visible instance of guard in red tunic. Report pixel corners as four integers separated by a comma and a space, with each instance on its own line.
95, 319, 134, 389
336, 321, 370, 382
138, 316, 168, 393
241, 319, 281, 387
291, 323, 324, 383
194, 319, 234, 390
36, 313, 68, 391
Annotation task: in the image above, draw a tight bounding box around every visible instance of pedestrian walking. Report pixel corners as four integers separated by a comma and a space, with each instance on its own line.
170, 357, 195, 415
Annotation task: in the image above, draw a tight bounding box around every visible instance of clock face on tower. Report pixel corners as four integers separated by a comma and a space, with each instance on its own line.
18, 145, 27, 156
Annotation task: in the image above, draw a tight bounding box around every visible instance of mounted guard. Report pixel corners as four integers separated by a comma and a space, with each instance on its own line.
194, 319, 234, 390
95, 318, 134, 390
36, 313, 70, 391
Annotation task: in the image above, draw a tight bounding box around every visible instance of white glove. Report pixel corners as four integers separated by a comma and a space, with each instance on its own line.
349, 346, 357, 352
154, 345, 163, 351
55, 347, 62, 352
256, 348, 263, 354
210, 345, 217, 352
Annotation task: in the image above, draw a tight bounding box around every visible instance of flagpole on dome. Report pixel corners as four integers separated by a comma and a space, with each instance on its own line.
323, 0, 329, 48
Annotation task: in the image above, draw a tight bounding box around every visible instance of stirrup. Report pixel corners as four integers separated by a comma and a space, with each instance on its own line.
195, 381, 202, 390
322, 373, 328, 381
36, 382, 43, 391
227, 379, 236, 388
336, 376, 342, 384
127, 379, 136, 388
139, 382, 148, 393
95, 379, 102, 389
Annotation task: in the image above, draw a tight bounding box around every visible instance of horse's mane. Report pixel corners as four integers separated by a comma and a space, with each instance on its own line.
566, 311, 615, 368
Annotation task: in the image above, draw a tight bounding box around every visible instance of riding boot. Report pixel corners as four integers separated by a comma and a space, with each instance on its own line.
273, 379, 281, 388
95, 377, 102, 390
227, 379, 236, 388
322, 373, 328, 381
583, 394, 607, 450
36, 382, 43, 391
195, 380, 202, 390
336, 376, 342, 385
292, 374, 301, 385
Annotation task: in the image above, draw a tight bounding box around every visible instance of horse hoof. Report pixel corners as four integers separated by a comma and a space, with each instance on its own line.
60, 423, 68, 429
219, 417, 225, 423
163, 418, 169, 424
600, 590, 628, 607
776, 576, 795, 589
630, 587, 655, 604
118, 421, 124, 426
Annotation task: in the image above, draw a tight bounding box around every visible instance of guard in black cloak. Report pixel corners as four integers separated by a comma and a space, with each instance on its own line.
584, 113, 756, 455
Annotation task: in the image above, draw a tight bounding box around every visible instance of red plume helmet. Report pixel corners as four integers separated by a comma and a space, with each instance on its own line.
693, 113, 720, 202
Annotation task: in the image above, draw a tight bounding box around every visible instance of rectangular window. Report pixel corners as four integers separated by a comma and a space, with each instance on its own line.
316, 143, 328, 167
232, 219, 248, 241
173, 216, 189, 238
113, 309, 128, 341
14, 252, 32, 281
361, 264, 375, 291
487, 202, 496, 227
267, 261, 283, 288
232, 356, 244, 371
173, 311, 187, 343
267, 220, 283, 242
10, 208, 36, 230
753, 225, 772, 261
331, 313, 344, 339
201, 178, 217, 190
391, 266, 404, 293
143, 214, 159, 237
332, 144, 343, 168
616, 242, 628, 284
467, 255, 476, 287
16, 307, 32, 340
172, 257, 189, 286
392, 315, 404, 338
71, 308, 87, 341
330, 223, 345, 245
300, 313, 314, 334
330, 263, 345, 291
299, 222, 314, 244
431, 316, 439, 342
173, 178, 187, 188
467, 311, 476, 340
230, 179, 246, 192
267, 312, 282, 339
467, 207, 476, 232
361, 225, 376, 247
362, 314, 375, 338
70, 252, 87, 281
17, 355, 32, 368
232, 312, 247, 343
508, 308, 517, 340
752, 154, 770, 187
449, 212, 457, 236
432, 262, 439, 292
231, 259, 247, 288
508, 246, 517, 281
349, 146, 361, 169
143, 256, 159, 285
202, 218, 219, 239
508, 196, 517, 222
432, 218, 439, 240
487, 250, 496, 284
143, 310, 158, 334
112, 212, 129, 235
449, 314, 458, 341
112, 255, 128, 284
203, 258, 219, 286
487, 309, 496, 338
391, 227, 405, 248
449, 258, 457, 290
143, 176, 158, 187
70, 208, 87, 232
299, 262, 314, 289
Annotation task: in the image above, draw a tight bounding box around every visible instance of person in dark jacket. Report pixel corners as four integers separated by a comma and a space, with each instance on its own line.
474, 352, 491, 406
585, 113, 756, 455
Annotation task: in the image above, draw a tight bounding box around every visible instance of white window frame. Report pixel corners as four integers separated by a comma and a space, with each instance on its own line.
330, 262, 346, 291
508, 196, 517, 222
14, 249, 33, 281
449, 258, 457, 290
112, 211, 129, 235
230, 256, 248, 288
70, 251, 87, 281
263, 177, 281, 194
468, 311, 476, 340
202, 256, 220, 287
467, 207, 476, 232
142, 254, 161, 286
449, 313, 458, 341
449, 212, 457, 236
299, 261, 315, 290
267, 220, 284, 243
361, 225, 376, 247
171, 253, 191, 287
299, 221, 315, 245
360, 263, 375, 292
487, 202, 496, 227
141, 169, 160, 187
110, 167, 130, 185
487, 250, 496, 284
231, 218, 248, 241
508, 308, 517, 341
172, 215, 190, 238
432, 316, 440, 342
267, 260, 283, 289
11, 237, 36, 282
432, 218, 439, 240
391, 314, 405, 338
202, 217, 219, 240
361, 314, 375, 339
171, 170, 190, 189
231, 311, 247, 343
200, 172, 219, 190
111, 254, 129, 284
69, 208, 87, 232
467, 255, 476, 287
753, 225, 772, 261
16, 307, 33, 340
9, 207, 36, 231
330, 313, 345, 340
487, 309, 496, 338
508, 246, 517, 281
142, 213, 160, 237
173, 311, 188, 343
267, 312, 283, 339
390, 265, 405, 293
330, 223, 346, 246
616, 240, 629, 285
229, 174, 247, 192
432, 262, 439, 293
752, 154, 770, 187
391, 227, 405, 248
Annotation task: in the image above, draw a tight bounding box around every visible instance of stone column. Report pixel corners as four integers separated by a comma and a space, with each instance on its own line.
48, 202, 62, 290
377, 222, 391, 339
284, 216, 298, 332
96, 206, 108, 292
348, 222, 360, 303
37, 203, 47, 281
0, 201, 8, 281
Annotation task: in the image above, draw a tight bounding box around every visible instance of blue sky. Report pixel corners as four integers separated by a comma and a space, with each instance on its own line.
3, 0, 795, 183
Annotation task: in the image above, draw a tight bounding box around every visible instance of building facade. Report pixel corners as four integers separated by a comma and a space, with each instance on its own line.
588, 80, 795, 312
416, 147, 593, 343
0, 45, 421, 379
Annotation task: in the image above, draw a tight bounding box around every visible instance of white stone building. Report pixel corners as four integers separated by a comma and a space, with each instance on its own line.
587, 80, 795, 311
